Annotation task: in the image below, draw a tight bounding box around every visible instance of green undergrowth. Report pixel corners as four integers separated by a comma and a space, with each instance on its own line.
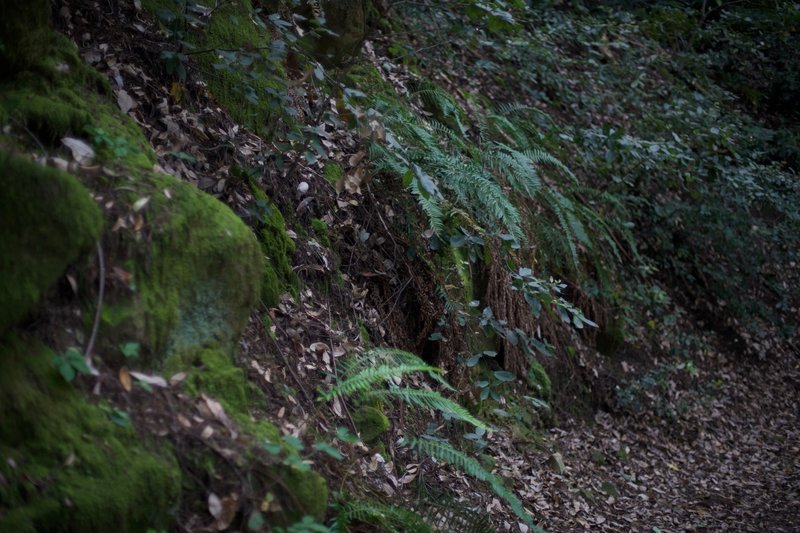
143, 0, 287, 137
0, 335, 181, 531
241, 170, 299, 308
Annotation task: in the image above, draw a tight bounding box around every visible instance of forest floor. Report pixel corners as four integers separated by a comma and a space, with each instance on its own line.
515, 341, 800, 532
55, 2, 800, 531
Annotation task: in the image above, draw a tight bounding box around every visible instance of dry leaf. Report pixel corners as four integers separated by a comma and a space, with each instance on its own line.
61, 137, 95, 164
130, 371, 167, 388
208, 493, 222, 519
117, 89, 136, 113
119, 367, 132, 392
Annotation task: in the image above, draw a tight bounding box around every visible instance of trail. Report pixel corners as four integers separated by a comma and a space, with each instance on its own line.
496, 347, 800, 531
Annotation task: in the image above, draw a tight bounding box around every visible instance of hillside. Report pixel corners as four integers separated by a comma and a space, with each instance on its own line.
1, 0, 798, 531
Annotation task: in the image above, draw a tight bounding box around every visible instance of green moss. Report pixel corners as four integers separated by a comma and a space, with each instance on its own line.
0, 335, 181, 531
345, 64, 396, 103
353, 405, 389, 442
299, 0, 368, 67
0, 152, 103, 333
165, 347, 249, 413
526, 360, 552, 402
358, 321, 370, 344
274, 467, 329, 524
143, 0, 285, 137
0, 33, 111, 141
245, 175, 299, 307
131, 173, 263, 364
0, 0, 50, 76
311, 218, 331, 248
323, 162, 344, 186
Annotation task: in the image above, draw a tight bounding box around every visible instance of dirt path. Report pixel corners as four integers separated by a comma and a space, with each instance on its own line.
499, 348, 800, 531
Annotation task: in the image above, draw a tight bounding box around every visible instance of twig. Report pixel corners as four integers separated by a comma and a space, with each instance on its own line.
84, 240, 105, 375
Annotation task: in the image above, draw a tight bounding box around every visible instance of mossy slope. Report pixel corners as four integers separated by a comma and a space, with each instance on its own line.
0, 335, 181, 532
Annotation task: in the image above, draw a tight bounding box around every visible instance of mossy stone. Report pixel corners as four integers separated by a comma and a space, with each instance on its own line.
0, 151, 103, 333
353, 405, 389, 442
0, 335, 181, 531
135, 174, 263, 364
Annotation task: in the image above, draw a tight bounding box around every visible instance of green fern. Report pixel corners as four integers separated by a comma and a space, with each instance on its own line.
341, 347, 455, 391
320, 363, 441, 401
334, 500, 434, 533
366, 387, 489, 430
411, 438, 544, 533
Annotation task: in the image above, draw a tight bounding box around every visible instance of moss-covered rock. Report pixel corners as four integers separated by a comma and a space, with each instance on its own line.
0, 152, 103, 333
135, 174, 263, 363
1, 33, 111, 141
353, 405, 389, 442
0, 335, 181, 531
273, 466, 329, 524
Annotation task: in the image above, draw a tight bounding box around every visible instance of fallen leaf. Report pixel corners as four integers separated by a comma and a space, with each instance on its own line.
119, 367, 132, 392
130, 371, 167, 388
62, 137, 95, 164
117, 89, 136, 113
208, 493, 222, 519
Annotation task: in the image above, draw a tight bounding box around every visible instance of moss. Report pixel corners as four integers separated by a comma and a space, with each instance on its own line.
1, 33, 111, 142
311, 217, 331, 248
358, 321, 370, 344
0, 151, 103, 333
245, 175, 299, 307
526, 360, 552, 402
164, 347, 249, 413
596, 316, 625, 357
0, 0, 50, 76
273, 467, 329, 524
323, 162, 344, 186
0, 335, 181, 531
131, 173, 263, 364
345, 64, 396, 103
299, 0, 368, 67
353, 405, 389, 442
143, 0, 285, 137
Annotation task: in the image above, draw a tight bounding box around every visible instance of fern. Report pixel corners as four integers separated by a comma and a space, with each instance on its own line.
366, 387, 489, 430
334, 500, 434, 533
411, 438, 545, 533
321, 364, 441, 401
346, 347, 455, 391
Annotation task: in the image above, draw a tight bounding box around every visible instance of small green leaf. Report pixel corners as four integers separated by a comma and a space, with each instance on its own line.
110, 409, 131, 427
247, 511, 265, 531
119, 342, 140, 359
494, 371, 515, 382
312, 442, 343, 460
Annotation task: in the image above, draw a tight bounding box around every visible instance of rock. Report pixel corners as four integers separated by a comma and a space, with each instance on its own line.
0, 152, 102, 333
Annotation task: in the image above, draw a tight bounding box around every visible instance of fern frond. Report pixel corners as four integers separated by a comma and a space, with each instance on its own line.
411, 438, 544, 532
335, 500, 434, 533
344, 347, 455, 391
409, 178, 447, 235
321, 364, 441, 401
367, 387, 489, 430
